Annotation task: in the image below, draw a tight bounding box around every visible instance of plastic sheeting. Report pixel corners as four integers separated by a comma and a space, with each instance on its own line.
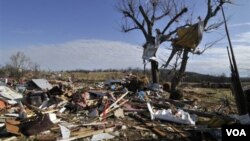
147, 103, 196, 125
153, 109, 196, 125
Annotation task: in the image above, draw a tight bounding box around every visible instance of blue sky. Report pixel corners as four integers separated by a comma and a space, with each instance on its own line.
0, 0, 136, 47
0, 0, 249, 76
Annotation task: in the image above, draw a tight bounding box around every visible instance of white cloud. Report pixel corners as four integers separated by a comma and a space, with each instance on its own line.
0, 38, 249, 77
187, 34, 250, 77
231, 32, 250, 44
0, 39, 144, 70
229, 22, 250, 27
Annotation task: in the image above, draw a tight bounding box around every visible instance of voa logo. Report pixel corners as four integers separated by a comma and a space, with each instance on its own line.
226, 129, 246, 136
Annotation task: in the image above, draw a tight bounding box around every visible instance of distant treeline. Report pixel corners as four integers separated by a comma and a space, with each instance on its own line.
66, 68, 250, 83
1, 66, 249, 83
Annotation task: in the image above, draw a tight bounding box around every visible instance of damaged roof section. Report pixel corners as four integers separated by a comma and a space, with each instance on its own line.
27, 79, 52, 90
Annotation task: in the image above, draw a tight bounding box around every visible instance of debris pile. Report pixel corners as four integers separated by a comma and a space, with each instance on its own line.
0, 74, 248, 141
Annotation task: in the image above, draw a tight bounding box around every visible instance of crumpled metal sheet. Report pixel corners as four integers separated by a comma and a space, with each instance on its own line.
31, 79, 53, 90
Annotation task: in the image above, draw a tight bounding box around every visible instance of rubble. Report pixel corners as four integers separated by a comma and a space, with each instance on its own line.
0, 74, 243, 140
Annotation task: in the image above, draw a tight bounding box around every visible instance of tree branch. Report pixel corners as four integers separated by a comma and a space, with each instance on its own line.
192, 35, 224, 55
128, 3, 136, 16
154, 11, 170, 21
160, 23, 190, 43
162, 7, 188, 34
204, 0, 225, 27
122, 25, 141, 32
139, 5, 153, 36
150, 1, 157, 22
122, 10, 148, 39
204, 20, 224, 32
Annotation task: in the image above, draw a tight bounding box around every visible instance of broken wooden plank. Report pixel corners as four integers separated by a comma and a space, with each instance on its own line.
129, 113, 167, 137
100, 91, 128, 117
132, 125, 150, 131
80, 121, 109, 126
58, 127, 116, 141
99, 97, 128, 120
5, 119, 21, 135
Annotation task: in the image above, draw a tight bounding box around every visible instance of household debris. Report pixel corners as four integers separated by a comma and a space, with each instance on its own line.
0, 75, 244, 141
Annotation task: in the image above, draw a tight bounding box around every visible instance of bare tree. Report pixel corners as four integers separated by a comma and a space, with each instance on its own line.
5, 52, 30, 78
118, 0, 188, 84
118, 0, 230, 99
8, 51, 31, 70
6, 51, 39, 78
165, 0, 230, 99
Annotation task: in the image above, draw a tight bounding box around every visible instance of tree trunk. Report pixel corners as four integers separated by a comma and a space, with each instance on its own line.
170, 48, 189, 99
151, 60, 159, 83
